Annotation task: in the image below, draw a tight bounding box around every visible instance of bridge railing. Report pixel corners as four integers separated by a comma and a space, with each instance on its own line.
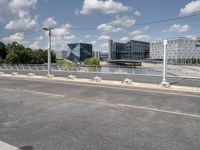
0, 64, 163, 76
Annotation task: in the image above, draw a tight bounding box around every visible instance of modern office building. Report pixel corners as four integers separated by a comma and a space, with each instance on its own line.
150, 37, 200, 64
108, 40, 150, 61
93, 51, 109, 61
56, 43, 93, 62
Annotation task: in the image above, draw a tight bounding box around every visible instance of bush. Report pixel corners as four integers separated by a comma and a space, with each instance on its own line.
57, 59, 76, 71
84, 57, 100, 72
84, 57, 100, 66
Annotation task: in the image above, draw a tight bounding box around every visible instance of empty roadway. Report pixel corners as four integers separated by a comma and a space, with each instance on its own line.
0, 77, 200, 150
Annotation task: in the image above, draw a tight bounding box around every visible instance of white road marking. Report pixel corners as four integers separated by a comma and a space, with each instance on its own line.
0, 87, 16, 92
22, 90, 65, 98
118, 103, 200, 118
0, 141, 18, 150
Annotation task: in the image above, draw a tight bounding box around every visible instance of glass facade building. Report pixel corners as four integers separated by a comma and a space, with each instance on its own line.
56, 43, 93, 62
109, 40, 150, 60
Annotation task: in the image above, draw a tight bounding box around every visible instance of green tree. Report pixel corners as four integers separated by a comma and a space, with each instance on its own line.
0, 42, 8, 60
84, 57, 100, 66
4, 52, 19, 64
84, 57, 100, 72
42, 50, 56, 63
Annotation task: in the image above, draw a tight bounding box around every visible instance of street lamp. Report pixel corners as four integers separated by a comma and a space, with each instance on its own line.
42, 27, 53, 77
161, 40, 170, 87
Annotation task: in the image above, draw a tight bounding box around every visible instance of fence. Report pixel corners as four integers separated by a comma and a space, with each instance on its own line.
0, 64, 200, 79
0, 64, 163, 76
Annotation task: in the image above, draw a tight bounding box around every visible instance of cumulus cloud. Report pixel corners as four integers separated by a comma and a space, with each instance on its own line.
97, 23, 123, 33
79, 0, 130, 15
3, 0, 39, 31
50, 24, 76, 51
2, 32, 24, 43
164, 24, 190, 33
42, 17, 57, 28
97, 16, 135, 33
9, 0, 37, 10
5, 16, 39, 31
130, 26, 151, 41
110, 16, 136, 27
179, 0, 200, 16
29, 41, 40, 50
119, 37, 129, 43
134, 10, 141, 16
98, 35, 111, 41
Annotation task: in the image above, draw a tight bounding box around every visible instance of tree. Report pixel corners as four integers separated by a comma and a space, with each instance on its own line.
0, 42, 7, 60
84, 57, 100, 66
84, 57, 100, 72
4, 52, 19, 64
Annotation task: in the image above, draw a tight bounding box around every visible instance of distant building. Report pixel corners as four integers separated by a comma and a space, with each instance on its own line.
108, 40, 150, 61
93, 51, 109, 61
56, 43, 93, 62
150, 37, 200, 64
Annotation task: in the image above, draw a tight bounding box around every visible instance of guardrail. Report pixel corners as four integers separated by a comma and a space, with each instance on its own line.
0, 64, 200, 79
0, 64, 163, 76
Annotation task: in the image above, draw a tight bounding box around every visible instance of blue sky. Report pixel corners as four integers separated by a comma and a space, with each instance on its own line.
0, 0, 200, 51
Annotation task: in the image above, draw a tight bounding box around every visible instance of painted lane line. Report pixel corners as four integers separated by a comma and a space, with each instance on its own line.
0, 87, 16, 92
118, 103, 200, 118
22, 90, 65, 98
0, 141, 18, 150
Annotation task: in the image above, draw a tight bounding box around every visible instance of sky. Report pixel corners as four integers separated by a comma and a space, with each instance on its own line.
0, 0, 200, 52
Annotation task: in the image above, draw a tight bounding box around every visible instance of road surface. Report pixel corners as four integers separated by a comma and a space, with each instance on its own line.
0, 77, 200, 150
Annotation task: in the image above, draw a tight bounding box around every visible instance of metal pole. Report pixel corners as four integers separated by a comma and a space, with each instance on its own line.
162, 40, 167, 82
48, 29, 52, 76
161, 40, 170, 87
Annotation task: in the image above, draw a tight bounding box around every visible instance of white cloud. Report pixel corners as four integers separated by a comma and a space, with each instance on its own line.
29, 41, 40, 50
164, 24, 190, 33
179, 0, 200, 16
5, 16, 39, 31
97, 23, 123, 33
50, 24, 76, 51
110, 16, 136, 27
9, 0, 37, 10
91, 40, 97, 45
42, 17, 57, 28
98, 35, 111, 41
2, 32, 24, 43
79, 0, 130, 15
2, 0, 39, 31
130, 26, 151, 41
134, 10, 141, 16
0, 0, 14, 23
119, 37, 129, 43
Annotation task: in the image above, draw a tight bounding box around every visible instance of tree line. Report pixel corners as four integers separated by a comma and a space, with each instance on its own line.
0, 41, 56, 64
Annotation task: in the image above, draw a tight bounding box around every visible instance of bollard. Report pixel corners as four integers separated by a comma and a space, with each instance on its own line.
122, 78, 133, 85
27, 73, 35, 77
92, 76, 102, 82
67, 75, 76, 80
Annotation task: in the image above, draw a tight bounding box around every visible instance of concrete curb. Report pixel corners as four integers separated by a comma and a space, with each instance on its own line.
0, 74, 200, 94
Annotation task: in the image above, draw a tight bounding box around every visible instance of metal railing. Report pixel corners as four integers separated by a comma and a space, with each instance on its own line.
0, 64, 163, 76
0, 64, 200, 79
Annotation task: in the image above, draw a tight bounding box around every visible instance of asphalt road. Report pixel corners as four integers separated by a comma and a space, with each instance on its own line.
1, 69, 200, 87
0, 77, 200, 150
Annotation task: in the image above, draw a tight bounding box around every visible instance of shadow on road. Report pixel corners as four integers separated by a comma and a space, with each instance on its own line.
18, 146, 34, 150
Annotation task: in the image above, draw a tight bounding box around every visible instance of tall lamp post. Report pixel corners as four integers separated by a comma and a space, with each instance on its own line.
161, 40, 170, 87
42, 27, 53, 77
